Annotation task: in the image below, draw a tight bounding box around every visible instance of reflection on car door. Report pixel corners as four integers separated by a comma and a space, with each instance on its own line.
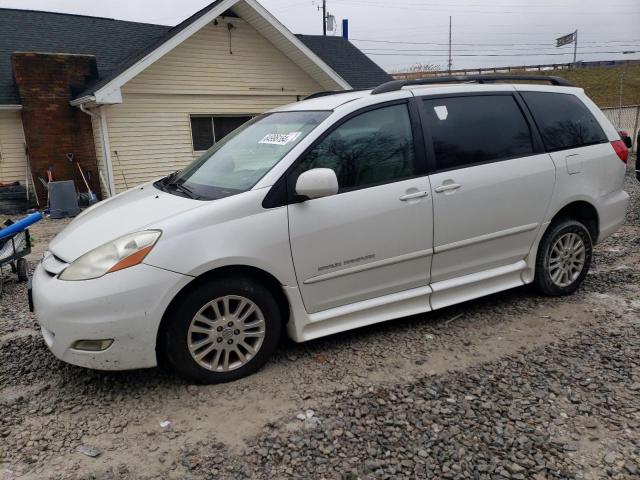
421, 94, 556, 306
287, 103, 434, 314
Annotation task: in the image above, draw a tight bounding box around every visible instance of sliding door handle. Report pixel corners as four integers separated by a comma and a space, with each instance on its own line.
434, 183, 462, 193
400, 190, 429, 201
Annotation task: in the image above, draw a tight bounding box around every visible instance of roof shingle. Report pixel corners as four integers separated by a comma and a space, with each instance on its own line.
0, 8, 169, 104
296, 35, 391, 90
0, 7, 390, 105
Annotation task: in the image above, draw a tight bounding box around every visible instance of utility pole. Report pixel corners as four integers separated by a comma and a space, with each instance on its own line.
448, 16, 452, 73
573, 29, 578, 64
323, 0, 327, 36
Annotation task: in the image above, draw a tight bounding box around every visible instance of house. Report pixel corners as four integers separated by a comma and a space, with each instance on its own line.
0, 0, 391, 203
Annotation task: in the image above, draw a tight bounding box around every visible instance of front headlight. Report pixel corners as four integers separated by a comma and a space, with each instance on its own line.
59, 230, 161, 281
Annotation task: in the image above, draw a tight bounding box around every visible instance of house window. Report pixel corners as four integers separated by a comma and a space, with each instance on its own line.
190, 115, 253, 151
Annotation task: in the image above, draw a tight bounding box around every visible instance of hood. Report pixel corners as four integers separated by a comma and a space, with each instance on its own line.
49, 183, 204, 262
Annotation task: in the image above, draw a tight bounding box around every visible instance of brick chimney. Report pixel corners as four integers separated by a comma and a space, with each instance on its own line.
11, 52, 101, 204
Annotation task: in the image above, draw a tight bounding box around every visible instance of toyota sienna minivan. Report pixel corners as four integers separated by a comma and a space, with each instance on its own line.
31, 76, 630, 383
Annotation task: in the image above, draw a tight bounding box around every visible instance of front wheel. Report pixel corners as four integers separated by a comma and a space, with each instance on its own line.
534, 219, 593, 296
161, 276, 282, 384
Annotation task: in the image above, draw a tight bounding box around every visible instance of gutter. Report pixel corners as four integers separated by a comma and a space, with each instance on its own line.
70, 95, 95, 107
77, 104, 117, 197
0, 105, 23, 111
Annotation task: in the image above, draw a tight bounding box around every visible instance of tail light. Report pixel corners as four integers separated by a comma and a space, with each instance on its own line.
611, 140, 629, 163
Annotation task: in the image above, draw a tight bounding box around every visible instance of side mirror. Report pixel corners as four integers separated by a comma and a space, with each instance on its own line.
295, 168, 339, 200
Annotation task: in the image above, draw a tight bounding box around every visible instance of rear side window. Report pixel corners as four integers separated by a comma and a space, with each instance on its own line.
520, 92, 607, 151
422, 95, 534, 171
295, 104, 417, 191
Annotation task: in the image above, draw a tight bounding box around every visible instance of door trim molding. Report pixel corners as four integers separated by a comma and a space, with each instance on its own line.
303, 248, 433, 285
435, 223, 539, 254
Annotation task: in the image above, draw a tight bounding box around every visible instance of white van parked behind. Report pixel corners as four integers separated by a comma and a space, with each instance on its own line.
31, 75, 630, 383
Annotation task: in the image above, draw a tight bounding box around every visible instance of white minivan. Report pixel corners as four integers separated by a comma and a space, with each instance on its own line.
31, 76, 629, 383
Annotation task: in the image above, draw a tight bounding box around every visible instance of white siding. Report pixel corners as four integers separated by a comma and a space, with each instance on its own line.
103, 16, 324, 193
0, 110, 28, 185
233, 1, 348, 90
104, 93, 300, 192
90, 111, 111, 197
124, 17, 322, 96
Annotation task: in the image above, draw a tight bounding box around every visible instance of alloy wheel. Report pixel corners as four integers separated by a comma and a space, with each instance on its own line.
547, 232, 586, 288
187, 295, 266, 372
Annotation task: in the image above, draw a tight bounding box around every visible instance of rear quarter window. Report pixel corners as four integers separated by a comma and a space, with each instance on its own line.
520, 91, 608, 152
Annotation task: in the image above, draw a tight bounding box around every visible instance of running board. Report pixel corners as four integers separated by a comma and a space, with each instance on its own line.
301, 286, 432, 341
429, 260, 527, 310
294, 260, 528, 342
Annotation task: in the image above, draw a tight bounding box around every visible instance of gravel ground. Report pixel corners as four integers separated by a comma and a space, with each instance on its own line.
0, 157, 638, 480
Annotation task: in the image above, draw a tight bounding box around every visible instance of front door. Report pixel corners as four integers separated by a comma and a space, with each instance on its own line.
287, 102, 434, 313
421, 93, 556, 284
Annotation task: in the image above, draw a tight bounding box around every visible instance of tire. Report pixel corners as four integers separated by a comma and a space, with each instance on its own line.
16, 258, 28, 282
160, 276, 282, 384
534, 219, 593, 296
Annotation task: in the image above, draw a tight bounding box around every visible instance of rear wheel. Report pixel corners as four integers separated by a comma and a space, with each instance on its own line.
161, 276, 282, 384
534, 219, 592, 296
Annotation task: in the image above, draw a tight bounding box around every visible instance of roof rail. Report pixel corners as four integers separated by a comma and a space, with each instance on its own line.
305, 90, 345, 100
305, 89, 367, 100
371, 74, 574, 95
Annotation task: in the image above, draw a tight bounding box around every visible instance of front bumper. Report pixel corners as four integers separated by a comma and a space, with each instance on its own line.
32, 262, 191, 370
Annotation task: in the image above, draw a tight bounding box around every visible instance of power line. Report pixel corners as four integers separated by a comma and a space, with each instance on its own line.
361, 50, 640, 57
333, 0, 630, 15
351, 38, 640, 47
355, 45, 606, 53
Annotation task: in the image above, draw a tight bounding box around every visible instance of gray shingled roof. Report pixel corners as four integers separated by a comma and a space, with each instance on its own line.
0, 9, 170, 104
0, 6, 391, 105
296, 35, 391, 90
74, 0, 231, 100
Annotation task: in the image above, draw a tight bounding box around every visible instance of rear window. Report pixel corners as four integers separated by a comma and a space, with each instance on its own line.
422, 95, 534, 171
521, 91, 608, 151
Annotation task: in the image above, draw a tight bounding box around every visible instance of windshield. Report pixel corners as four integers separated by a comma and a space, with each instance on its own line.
160, 111, 331, 200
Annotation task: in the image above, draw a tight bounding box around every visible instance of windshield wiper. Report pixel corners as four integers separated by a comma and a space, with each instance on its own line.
166, 181, 199, 199
159, 171, 199, 199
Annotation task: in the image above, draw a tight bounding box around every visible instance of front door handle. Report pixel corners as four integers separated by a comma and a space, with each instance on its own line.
399, 190, 429, 201
434, 183, 462, 193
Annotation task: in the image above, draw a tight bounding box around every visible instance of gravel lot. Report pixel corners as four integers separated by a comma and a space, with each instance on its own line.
1, 157, 638, 480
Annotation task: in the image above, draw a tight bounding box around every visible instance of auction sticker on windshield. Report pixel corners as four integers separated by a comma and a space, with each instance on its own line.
259, 132, 302, 145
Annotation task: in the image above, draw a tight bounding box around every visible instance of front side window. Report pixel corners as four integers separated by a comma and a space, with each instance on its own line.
190, 116, 253, 151
294, 104, 417, 191
168, 111, 331, 199
520, 91, 607, 151
423, 95, 534, 171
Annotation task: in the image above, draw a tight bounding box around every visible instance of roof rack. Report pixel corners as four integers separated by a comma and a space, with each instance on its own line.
305, 89, 367, 100
371, 74, 574, 95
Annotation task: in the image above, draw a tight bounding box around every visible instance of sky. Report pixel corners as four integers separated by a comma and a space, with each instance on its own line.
0, 0, 638, 72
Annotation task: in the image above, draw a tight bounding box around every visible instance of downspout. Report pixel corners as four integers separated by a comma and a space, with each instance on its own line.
78, 103, 117, 197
